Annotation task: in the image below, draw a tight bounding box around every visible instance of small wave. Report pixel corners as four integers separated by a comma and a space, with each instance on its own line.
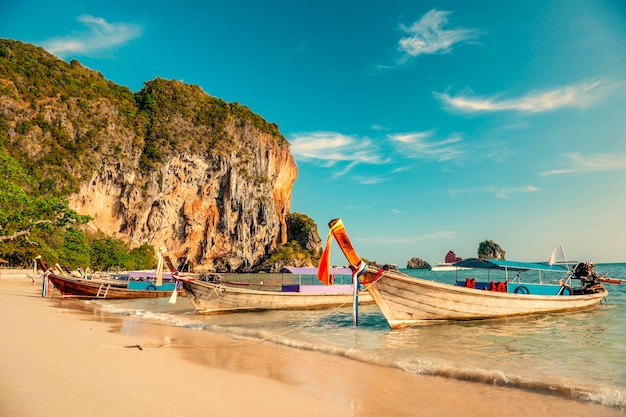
394, 357, 626, 410
92, 299, 626, 411
236, 330, 625, 409
97, 302, 207, 329
194, 323, 626, 411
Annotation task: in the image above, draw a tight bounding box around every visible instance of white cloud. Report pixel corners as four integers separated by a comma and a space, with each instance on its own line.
446, 185, 539, 199
42, 15, 143, 58
289, 129, 467, 180
398, 9, 482, 58
387, 131, 465, 161
289, 132, 384, 165
542, 153, 626, 175
435, 80, 614, 114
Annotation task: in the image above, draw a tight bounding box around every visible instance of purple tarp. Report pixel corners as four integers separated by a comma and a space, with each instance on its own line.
279, 267, 352, 275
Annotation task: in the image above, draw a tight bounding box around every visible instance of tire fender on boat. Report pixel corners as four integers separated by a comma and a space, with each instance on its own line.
559, 286, 572, 296
147, 284, 157, 291
514, 286, 529, 294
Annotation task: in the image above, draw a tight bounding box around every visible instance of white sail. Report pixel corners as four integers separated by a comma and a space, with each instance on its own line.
548, 245, 567, 265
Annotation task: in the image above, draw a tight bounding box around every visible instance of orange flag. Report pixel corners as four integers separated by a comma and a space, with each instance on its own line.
317, 234, 333, 286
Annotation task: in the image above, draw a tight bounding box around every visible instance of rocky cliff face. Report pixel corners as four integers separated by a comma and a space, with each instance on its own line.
0, 39, 302, 272
70, 131, 298, 272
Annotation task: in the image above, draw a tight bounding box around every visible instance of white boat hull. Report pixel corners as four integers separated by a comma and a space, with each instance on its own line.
361, 267, 608, 329
183, 280, 373, 314
430, 263, 470, 272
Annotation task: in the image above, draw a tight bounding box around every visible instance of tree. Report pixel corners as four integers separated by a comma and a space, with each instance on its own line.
286, 212, 322, 255
128, 243, 157, 270
0, 154, 91, 265
89, 237, 130, 271
262, 241, 316, 271
58, 228, 90, 269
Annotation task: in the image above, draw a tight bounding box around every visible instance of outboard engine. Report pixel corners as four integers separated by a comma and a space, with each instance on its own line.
572, 262, 605, 294
574, 262, 590, 278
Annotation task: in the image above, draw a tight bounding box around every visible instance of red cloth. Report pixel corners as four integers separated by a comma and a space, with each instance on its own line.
317, 235, 334, 285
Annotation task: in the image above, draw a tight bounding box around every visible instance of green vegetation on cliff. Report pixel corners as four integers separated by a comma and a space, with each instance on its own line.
260, 213, 322, 271
0, 39, 287, 196
135, 78, 286, 174
0, 152, 155, 270
0, 39, 291, 269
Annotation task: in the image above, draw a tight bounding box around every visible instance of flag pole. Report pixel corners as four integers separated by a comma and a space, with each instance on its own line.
327, 219, 367, 327
155, 252, 164, 287
159, 247, 180, 304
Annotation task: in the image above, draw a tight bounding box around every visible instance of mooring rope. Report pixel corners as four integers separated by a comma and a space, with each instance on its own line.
113, 297, 361, 351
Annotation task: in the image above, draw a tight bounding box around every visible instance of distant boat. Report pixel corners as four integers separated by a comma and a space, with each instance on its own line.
159, 248, 373, 314
325, 218, 611, 329
431, 250, 469, 271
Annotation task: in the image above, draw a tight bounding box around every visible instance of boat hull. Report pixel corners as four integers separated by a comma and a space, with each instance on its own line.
430, 263, 470, 272
183, 280, 373, 314
361, 267, 608, 329
47, 274, 178, 299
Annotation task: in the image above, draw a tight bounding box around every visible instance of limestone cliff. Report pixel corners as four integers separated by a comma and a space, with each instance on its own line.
71, 127, 298, 272
0, 39, 302, 272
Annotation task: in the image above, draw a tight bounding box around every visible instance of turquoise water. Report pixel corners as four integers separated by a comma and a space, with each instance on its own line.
91, 263, 626, 410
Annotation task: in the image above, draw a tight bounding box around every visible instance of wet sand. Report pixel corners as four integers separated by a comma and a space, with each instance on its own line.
0, 269, 622, 416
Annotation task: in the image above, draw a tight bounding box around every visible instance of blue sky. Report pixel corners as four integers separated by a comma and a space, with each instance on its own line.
2, 0, 626, 265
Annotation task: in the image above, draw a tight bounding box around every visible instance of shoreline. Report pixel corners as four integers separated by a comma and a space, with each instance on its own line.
1, 269, 623, 417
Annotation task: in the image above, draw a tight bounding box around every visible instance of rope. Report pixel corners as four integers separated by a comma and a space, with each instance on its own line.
361, 268, 385, 285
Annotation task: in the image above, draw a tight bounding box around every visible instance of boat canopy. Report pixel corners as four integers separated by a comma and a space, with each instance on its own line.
453, 258, 568, 272
279, 267, 352, 275
126, 270, 173, 279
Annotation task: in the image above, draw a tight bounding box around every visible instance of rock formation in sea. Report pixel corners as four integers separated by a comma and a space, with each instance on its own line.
477, 240, 506, 260
406, 257, 431, 269
0, 39, 313, 272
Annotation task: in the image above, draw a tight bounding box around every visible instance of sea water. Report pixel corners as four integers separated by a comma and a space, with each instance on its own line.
90, 263, 626, 410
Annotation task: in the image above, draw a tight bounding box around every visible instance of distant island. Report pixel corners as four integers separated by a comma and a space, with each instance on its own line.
406, 240, 506, 270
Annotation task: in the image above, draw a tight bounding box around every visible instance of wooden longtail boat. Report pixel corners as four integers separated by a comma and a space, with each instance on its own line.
46, 273, 181, 299
159, 248, 373, 314
325, 218, 610, 329
37, 257, 182, 300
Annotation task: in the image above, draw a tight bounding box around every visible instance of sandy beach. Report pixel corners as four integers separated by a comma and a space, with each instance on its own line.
0, 269, 622, 417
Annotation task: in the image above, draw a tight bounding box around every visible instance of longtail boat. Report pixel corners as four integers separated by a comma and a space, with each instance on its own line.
159, 247, 373, 314
37, 257, 182, 300
324, 218, 611, 329
45, 273, 180, 299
